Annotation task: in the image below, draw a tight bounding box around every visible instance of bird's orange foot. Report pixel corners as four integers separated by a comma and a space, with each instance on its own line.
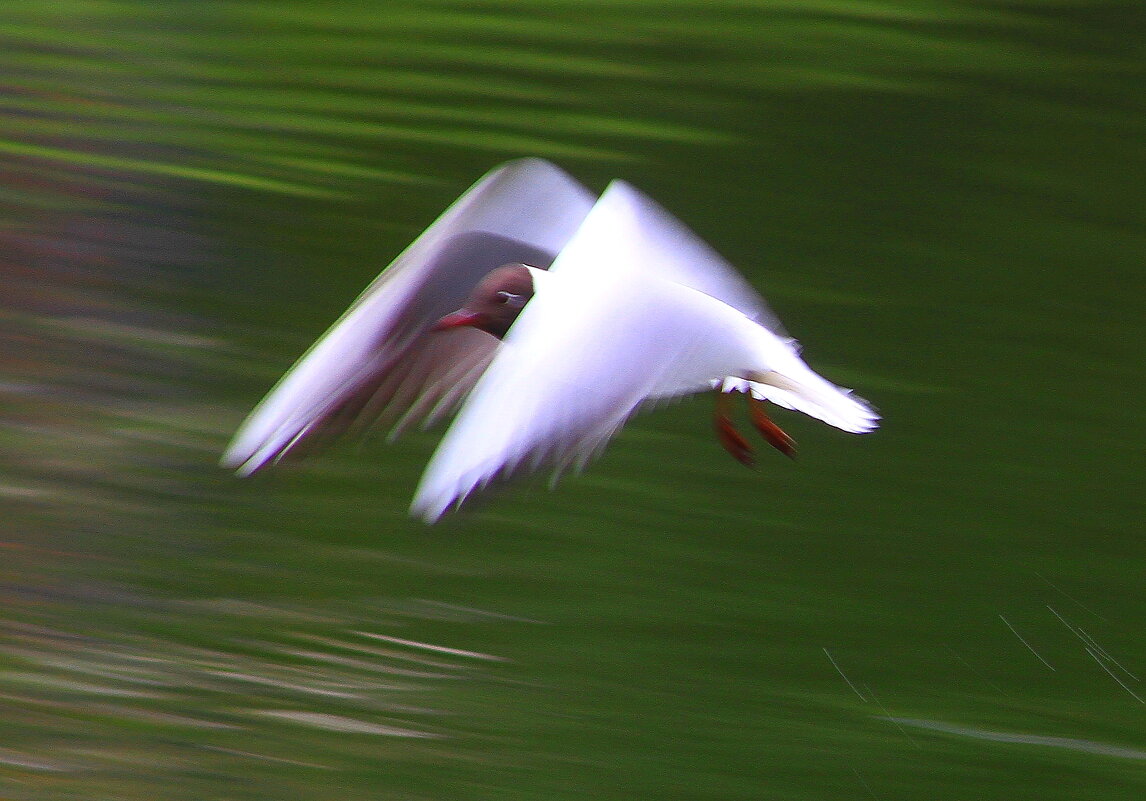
715, 413, 755, 467
749, 396, 796, 459
714, 390, 755, 467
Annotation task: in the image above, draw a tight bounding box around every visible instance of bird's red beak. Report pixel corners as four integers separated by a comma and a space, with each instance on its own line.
432, 310, 482, 331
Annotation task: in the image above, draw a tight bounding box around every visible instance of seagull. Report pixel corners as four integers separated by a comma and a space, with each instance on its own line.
221, 158, 878, 522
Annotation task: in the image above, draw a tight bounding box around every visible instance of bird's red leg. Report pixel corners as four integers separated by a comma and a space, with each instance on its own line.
714, 390, 755, 467
748, 395, 796, 459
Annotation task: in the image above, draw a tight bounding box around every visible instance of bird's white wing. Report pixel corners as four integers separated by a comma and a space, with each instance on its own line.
411, 186, 743, 522
222, 158, 597, 474
586, 181, 787, 336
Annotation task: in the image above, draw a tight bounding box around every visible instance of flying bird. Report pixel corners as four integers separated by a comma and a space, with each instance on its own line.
222, 158, 878, 522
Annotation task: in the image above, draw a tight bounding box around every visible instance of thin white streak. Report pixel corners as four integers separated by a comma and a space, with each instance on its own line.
1034, 571, 1106, 621
999, 615, 1055, 671
251, 710, 442, 738
199, 744, 330, 769
822, 647, 866, 702
865, 684, 918, 748
942, 644, 1010, 697
290, 633, 460, 669
1047, 605, 1139, 682
1078, 627, 1139, 683
354, 632, 507, 662
1086, 648, 1145, 705
884, 717, 1146, 760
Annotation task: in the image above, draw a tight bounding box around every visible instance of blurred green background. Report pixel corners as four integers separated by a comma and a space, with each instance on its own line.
1, 1, 1143, 799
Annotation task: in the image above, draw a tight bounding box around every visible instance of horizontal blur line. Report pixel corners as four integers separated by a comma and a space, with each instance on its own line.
881, 717, 1146, 761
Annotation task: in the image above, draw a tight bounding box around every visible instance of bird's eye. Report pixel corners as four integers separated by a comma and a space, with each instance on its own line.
496, 291, 525, 308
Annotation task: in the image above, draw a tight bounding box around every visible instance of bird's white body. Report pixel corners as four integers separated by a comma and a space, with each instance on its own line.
222, 159, 877, 522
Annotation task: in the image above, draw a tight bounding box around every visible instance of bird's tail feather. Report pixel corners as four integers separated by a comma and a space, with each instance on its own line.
748, 369, 879, 434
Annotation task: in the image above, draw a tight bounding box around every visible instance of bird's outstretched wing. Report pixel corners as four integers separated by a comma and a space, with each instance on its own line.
596, 180, 787, 337
222, 159, 596, 474
411, 181, 753, 521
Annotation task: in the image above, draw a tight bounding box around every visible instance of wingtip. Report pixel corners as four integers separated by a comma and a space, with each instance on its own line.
846, 394, 881, 434
411, 470, 484, 524
409, 496, 447, 525
218, 446, 245, 472
219, 449, 260, 477
220, 433, 283, 476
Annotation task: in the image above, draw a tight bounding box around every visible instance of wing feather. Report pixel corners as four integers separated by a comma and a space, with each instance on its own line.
222, 159, 596, 474
592, 181, 787, 336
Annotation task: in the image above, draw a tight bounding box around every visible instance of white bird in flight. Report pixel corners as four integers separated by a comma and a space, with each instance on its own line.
222, 158, 878, 522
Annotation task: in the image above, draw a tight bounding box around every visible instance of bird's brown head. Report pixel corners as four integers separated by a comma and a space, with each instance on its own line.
433, 263, 536, 339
